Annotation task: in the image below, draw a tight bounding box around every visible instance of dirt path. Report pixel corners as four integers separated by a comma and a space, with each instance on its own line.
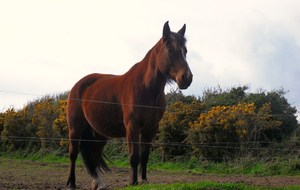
0, 158, 299, 189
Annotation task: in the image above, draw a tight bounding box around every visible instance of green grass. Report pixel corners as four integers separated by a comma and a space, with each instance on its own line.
1, 151, 299, 190
1, 150, 300, 176
109, 156, 300, 176
0, 149, 75, 164
121, 181, 300, 190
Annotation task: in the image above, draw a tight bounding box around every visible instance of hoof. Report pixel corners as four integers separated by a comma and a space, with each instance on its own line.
141, 179, 149, 184
92, 168, 107, 190
92, 179, 106, 190
92, 185, 107, 190
66, 183, 76, 190
129, 180, 138, 186
66, 186, 76, 190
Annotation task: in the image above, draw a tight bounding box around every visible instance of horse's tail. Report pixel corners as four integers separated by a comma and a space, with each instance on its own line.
80, 126, 110, 177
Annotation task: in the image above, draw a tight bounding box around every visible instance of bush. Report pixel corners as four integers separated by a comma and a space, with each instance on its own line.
187, 103, 282, 161
0, 87, 298, 164
156, 99, 205, 161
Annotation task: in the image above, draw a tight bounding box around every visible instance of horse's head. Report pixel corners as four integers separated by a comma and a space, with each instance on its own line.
159, 21, 193, 89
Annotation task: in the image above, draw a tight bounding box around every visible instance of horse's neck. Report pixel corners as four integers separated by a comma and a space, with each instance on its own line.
137, 41, 167, 93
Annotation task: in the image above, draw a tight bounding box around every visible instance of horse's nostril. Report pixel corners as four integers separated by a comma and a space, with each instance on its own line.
181, 74, 186, 80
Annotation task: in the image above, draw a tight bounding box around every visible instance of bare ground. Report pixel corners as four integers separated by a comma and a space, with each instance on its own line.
0, 158, 299, 189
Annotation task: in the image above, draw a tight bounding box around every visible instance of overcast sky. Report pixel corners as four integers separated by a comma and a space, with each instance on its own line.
1, 0, 300, 118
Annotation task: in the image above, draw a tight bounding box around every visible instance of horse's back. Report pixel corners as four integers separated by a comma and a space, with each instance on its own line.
68, 73, 118, 101
67, 73, 114, 127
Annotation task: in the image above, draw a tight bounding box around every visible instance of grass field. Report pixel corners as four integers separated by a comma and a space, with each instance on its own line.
122, 182, 300, 190
2, 150, 300, 176
0, 151, 300, 189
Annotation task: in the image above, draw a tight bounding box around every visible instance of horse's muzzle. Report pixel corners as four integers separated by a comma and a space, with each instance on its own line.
177, 72, 193, 90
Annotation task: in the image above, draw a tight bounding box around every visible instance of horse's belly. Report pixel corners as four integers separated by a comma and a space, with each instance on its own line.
83, 97, 126, 138
85, 112, 125, 138
96, 122, 126, 138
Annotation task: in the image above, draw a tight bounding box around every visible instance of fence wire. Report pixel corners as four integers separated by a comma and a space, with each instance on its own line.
1, 89, 299, 116
3, 136, 300, 153
1, 89, 300, 160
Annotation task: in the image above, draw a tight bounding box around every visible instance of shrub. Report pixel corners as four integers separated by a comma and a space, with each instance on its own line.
157, 100, 205, 161
187, 103, 282, 161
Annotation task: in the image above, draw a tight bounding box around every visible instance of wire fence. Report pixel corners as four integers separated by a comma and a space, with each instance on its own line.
1, 89, 299, 116
1, 89, 300, 161
1, 136, 299, 163
3, 135, 300, 152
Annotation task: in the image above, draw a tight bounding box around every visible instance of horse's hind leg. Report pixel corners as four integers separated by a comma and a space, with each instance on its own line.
67, 129, 80, 189
90, 135, 108, 190
80, 129, 108, 190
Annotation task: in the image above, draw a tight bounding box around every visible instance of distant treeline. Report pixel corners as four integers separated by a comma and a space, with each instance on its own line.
0, 86, 299, 161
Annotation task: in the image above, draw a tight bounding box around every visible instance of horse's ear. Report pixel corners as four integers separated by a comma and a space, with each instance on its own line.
163, 21, 171, 41
178, 24, 186, 36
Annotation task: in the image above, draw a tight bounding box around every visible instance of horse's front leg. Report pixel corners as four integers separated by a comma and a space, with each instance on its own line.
140, 140, 151, 183
126, 123, 140, 185
140, 127, 157, 183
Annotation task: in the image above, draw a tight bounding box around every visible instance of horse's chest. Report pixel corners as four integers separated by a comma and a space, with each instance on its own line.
134, 107, 165, 127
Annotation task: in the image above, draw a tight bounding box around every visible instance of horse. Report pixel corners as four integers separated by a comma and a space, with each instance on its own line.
66, 21, 192, 189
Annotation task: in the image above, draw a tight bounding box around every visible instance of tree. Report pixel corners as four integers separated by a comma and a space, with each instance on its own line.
247, 89, 298, 141
202, 86, 248, 109
165, 89, 198, 105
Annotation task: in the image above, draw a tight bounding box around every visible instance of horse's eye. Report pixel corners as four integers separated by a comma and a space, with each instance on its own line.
168, 49, 175, 54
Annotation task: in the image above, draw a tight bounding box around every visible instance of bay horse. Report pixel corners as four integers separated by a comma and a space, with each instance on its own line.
66, 21, 192, 189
